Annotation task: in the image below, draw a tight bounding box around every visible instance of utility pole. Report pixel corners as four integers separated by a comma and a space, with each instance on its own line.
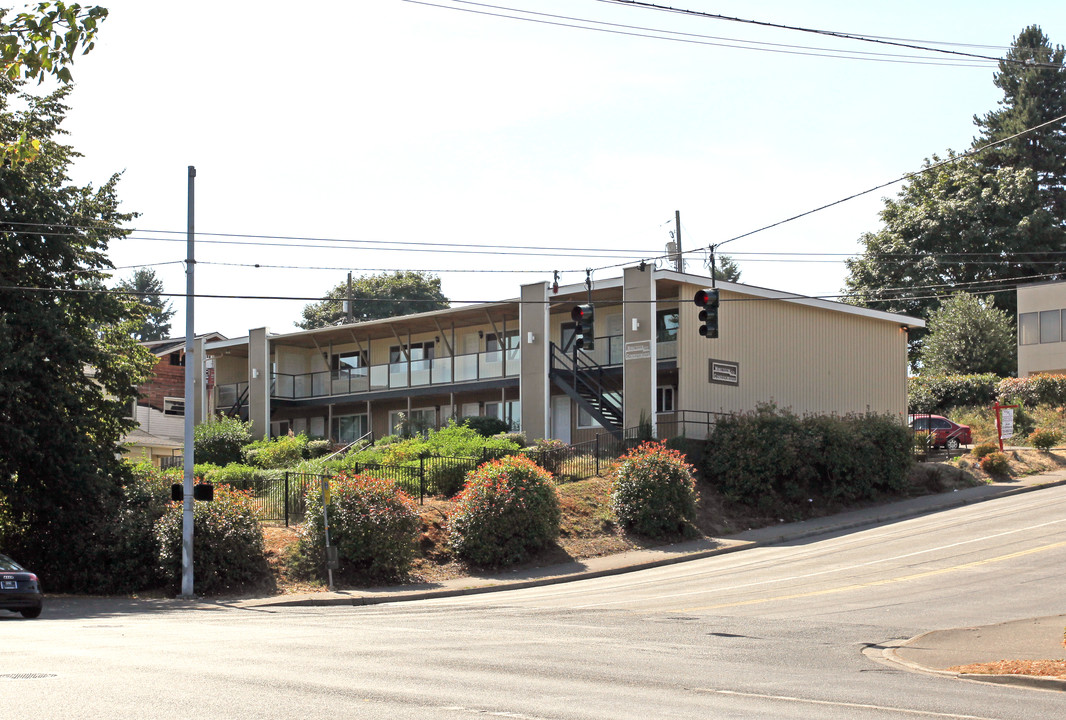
674, 210, 684, 273
180, 166, 196, 599
346, 271, 353, 323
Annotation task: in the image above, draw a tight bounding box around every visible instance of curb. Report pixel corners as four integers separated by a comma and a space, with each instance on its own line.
885, 632, 1066, 693
247, 475, 1066, 609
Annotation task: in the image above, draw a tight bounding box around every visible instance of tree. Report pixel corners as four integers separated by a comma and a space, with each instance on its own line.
116, 267, 174, 341
298, 271, 450, 329
1, 3, 108, 162
0, 79, 155, 591
844, 155, 1062, 360
713, 255, 742, 283
918, 293, 1015, 377
973, 25, 1066, 220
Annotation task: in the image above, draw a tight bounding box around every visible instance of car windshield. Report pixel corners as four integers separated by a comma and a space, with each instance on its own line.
0, 554, 25, 571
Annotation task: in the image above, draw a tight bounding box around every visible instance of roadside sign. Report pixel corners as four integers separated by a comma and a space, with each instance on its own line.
1000, 409, 1014, 439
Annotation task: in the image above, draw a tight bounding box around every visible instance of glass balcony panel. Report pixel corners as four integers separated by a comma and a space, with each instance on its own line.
410, 359, 431, 387
217, 384, 237, 407
293, 374, 312, 399
432, 357, 452, 384
370, 365, 389, 390
609, 335, 623, 365
389, 362, 408, 388
480, 351, 503, 378
505, 347, 521, 376
273, 374, 294, 399
454, 354, 478, 382
311, 371, 328, 397
657, 339, 678, 359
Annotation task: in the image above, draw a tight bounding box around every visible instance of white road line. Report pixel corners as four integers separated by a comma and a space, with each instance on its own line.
695, 688, 1003, 719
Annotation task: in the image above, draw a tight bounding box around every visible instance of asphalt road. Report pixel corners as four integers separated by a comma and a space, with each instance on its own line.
5, 486, 1066, 719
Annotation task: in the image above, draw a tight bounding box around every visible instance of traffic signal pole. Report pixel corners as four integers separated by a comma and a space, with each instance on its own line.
180, 166, 196, 599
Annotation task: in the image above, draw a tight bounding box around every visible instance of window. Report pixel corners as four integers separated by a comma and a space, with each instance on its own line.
486, 400, 521, 429
389, 342, 435, 366
1041, 310, 1061, 344
331, 350, 368, 377
657, 386, 675, 413
656, 310, 679, 343
1019, 313, 1039, 345
332, 414, 368, 444
485, 331, 519, 352
163, 397, 184, 416
169, 351, 185, 366
388, 408, 436, 437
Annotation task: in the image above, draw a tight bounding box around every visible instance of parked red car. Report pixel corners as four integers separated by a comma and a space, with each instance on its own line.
908, 414, 972, 449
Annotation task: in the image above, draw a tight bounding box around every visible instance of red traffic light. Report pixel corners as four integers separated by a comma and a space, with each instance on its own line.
694, 288, 719, 307
571, 304, 593, 322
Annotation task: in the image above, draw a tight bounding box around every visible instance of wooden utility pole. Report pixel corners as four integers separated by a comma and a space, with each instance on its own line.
674, 210, 684, 272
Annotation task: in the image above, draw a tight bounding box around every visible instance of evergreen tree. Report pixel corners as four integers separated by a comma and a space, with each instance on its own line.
117, 267, 174, 341
973, 25, 1066, 220
0, 80, 155, 591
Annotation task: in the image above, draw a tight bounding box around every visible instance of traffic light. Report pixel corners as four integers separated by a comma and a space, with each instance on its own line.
694, 288, 720, 338
571, 304, 594, 350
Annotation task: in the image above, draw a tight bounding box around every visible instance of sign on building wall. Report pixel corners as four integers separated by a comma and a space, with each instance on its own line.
624, 340, 652, 361
709, 359, 740, 386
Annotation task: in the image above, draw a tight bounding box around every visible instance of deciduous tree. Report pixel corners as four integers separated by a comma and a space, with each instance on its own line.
918, 293, 1015, 377
298, 270, 450, 329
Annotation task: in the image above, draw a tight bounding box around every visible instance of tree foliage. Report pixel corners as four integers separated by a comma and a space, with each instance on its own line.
973, 25, 1066, 220
0, 3, 107, 162
918, 293, 1015, 377
116, 267, 174, 341
298, 270, 450, 329
0, 79, 155, 590
844, 26, 1066, 361
713, 254, 741, 283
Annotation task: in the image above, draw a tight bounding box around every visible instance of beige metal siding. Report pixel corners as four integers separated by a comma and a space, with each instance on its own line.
677, 283, 907, 418
1017, 283, 1066, 377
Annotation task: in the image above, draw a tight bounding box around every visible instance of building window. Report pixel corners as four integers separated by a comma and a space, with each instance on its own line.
389, 342, 435, 368
163, 397, 185, 416
1041, 310, 1061, 344
657, 386, 675, 413
388, 407, 436, 437
656, 310, 679, 343
331, 350, 368, 377
485, 331, 519, 352
486, 400, 521, 430
169, 352, 185, 366
1019, 312, 1039, 345
332, 414, 368, 444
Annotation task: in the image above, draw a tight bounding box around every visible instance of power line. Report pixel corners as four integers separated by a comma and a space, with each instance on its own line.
592, 0, 1061, 69
404, 0, 996, 67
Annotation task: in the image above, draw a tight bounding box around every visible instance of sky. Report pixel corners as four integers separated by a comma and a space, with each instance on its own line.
46, 0, 1066, 339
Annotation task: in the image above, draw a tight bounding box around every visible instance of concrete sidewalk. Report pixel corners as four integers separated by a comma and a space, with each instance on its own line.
241, 466, 1066, 610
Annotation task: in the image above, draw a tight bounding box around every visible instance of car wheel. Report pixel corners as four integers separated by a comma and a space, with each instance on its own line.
946, 438, 960, 450
20, 606, 41, 619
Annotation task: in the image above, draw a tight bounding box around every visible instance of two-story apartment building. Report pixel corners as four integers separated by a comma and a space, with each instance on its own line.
1017, 280, 1066, 377
199, 266, 921, 444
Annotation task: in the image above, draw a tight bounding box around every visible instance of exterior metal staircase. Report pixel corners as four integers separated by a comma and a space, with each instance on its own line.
549, 342, 623, 439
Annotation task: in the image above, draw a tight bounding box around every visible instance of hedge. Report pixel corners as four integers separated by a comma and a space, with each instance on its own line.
908, 374, 1000, 414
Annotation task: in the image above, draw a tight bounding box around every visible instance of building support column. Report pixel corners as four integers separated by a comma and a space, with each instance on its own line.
623, 265, 656, 436
248, 327, 271, 440
520, 281, 550, 439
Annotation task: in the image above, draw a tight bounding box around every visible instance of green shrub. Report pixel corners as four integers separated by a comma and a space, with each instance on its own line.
1028, 428, 1062, 452
109, 460, 174, 592
522, 438, 569, 476
971, 441, 999, 460
162, 462, 220, 483
609, 441, 697, 539
426, 458, 475, 498
447, 455, 560, 566
296, 474, 420, 584
242, 434, 309, 469
997, 375, 1066, 408
702, 405, 911, 513
495, 431, 527, 447
194, 416, 253, 466
908, 374, 1001, 414
154, 484, 272, 595
462, 416, 512, 437
306, 439, 332, 458
207, 463, 264, 489
979, 452, 1010, 476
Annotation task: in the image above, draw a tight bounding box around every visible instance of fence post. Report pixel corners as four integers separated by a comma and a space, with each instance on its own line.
284, 472, 290, 527
595, 434, 600, 477
419, 454, 425, 505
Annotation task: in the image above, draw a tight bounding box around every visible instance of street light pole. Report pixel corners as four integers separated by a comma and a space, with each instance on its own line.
180, 165, 196, 599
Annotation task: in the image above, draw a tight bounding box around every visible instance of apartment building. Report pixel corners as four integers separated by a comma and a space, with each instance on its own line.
1017, 280, 1066, 377
200, 266, 921, 443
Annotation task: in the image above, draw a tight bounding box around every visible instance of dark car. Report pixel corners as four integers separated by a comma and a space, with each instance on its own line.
0, 553, 42, 619
909, 414, 973, 450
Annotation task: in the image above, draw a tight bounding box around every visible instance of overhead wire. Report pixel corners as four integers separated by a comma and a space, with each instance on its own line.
403, 0, 997, 67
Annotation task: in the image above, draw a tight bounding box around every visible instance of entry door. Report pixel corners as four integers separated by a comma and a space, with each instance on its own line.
551, 395, 571, 444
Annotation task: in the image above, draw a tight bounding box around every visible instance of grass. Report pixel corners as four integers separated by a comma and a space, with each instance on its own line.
948, 404, 1066, 447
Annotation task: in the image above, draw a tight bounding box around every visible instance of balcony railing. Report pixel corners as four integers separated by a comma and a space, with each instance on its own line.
217, 382, 249, 408
576, 334, 679, 366
272, 347, 521, 400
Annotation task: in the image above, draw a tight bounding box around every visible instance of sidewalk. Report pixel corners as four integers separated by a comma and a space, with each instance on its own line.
241, 466, 1066, 611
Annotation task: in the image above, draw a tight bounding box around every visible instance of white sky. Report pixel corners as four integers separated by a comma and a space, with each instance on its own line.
52, 0, 1065, 339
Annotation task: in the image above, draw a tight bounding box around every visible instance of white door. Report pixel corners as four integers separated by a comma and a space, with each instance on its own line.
551, 395, 571, 444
